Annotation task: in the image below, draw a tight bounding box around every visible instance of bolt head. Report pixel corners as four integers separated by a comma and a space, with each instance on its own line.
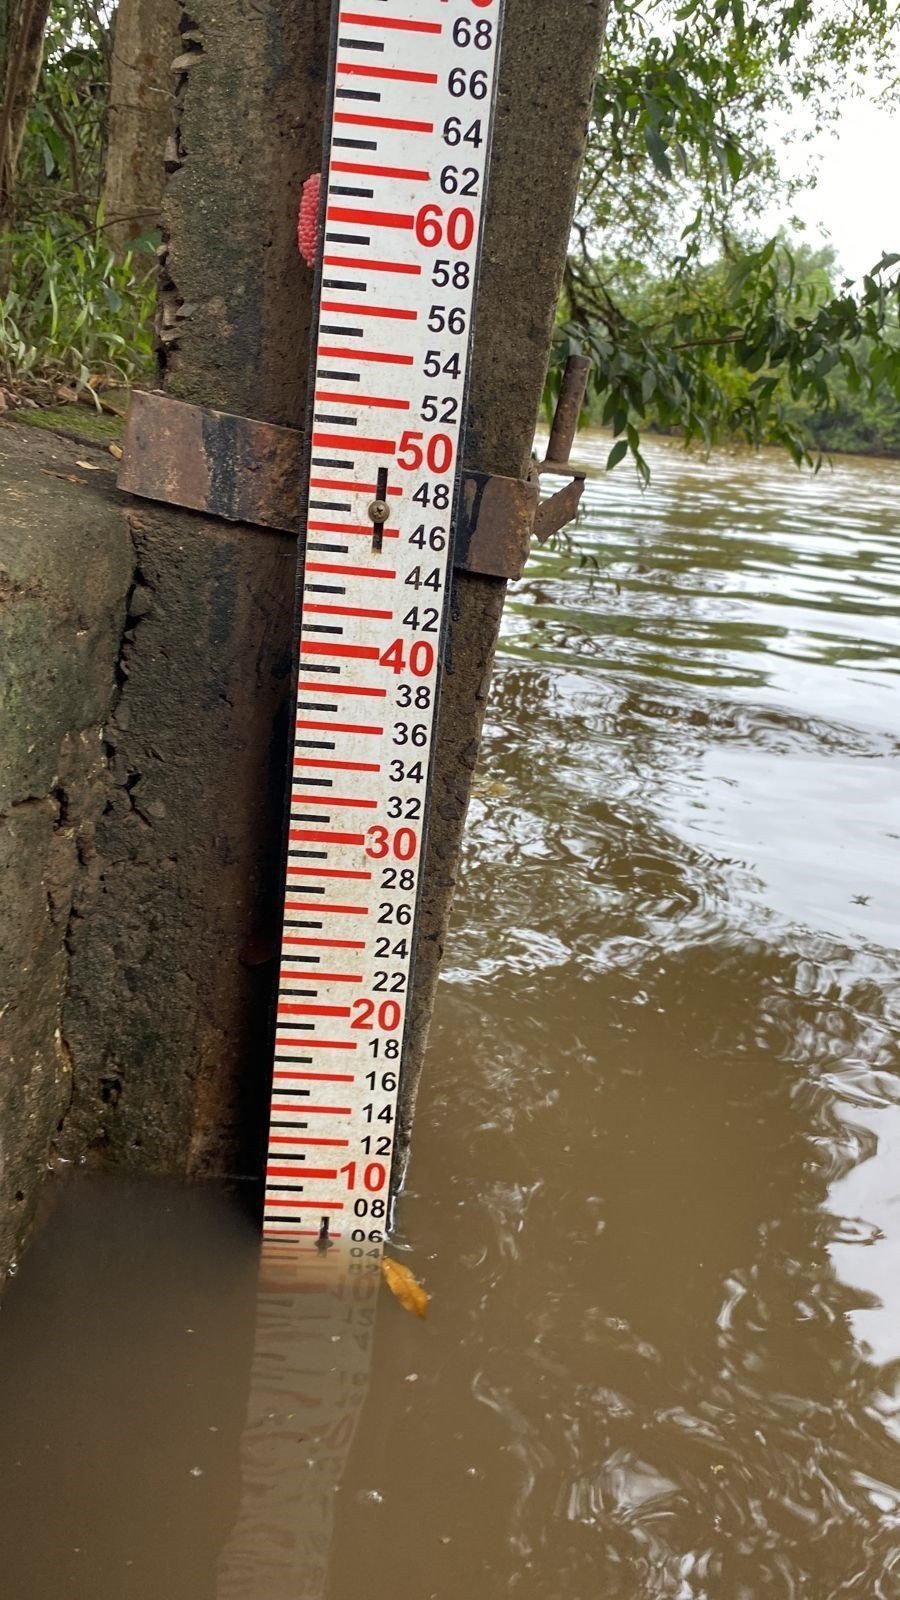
368, 499, 389, 524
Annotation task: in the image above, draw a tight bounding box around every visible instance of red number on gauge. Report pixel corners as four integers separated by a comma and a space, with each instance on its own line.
379, 639, 436, 677
351, 999, 402, 1031
365, 827, 418, 861
415, 204, 475, 251
339, 1161, 388, 1192
396, 430, 454, 473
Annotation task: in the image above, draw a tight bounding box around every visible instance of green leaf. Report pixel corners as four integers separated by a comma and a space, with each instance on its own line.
47, 274, 59, 339
606, 439, 629, 471
724, 140, 743, 183
644, 125, 673, 180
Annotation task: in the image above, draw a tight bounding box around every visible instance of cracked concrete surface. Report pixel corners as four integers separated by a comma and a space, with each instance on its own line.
0, 422, 298, 1270
60, 497, 297, 1180
0, 423, 133, 1274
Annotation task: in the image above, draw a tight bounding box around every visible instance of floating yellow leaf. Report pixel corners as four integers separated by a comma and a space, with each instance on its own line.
380, 1255, 430, 1319
108, 442, 123, 460
472, 777, 511, 800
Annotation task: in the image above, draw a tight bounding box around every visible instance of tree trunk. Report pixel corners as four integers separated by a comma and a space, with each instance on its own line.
0, 0, 51, 232
102, 0, 180, 256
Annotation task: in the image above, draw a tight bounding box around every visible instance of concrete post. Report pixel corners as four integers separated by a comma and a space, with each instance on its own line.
397, 0, 608, 1168
60, 0, 607, 1183
0, 429, 133, 1274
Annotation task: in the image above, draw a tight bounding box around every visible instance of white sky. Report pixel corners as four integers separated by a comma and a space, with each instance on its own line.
786, 98, 900, 281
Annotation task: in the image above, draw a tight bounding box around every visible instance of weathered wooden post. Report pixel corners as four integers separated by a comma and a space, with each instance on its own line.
59, 0, 608, 1196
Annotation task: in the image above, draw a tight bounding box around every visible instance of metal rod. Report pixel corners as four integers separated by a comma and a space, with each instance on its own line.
545, 354, 592, 467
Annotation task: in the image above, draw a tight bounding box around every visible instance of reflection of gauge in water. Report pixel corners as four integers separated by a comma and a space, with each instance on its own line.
218, 1239, 379, 1600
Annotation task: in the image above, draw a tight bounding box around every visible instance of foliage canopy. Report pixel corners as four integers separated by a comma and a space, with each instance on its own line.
1, 0, 899, 452
551, 0, 900, 475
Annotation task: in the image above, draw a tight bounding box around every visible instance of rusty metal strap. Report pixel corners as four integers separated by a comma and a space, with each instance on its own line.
118, 390, 302, 534
118, 390, 539, 581
453, 468, 538, 580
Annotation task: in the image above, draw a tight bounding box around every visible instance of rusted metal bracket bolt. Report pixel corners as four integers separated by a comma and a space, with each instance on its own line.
368, 499, 390, 524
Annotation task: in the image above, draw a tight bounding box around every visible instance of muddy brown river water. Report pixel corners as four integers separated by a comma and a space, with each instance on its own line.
1, 435, 899, 1599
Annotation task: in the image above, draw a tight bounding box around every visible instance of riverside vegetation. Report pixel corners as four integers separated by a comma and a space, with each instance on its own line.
0, 0, 899, 464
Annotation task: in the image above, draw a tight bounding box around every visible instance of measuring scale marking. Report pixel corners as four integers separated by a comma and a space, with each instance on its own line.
264, 0, 505, 1244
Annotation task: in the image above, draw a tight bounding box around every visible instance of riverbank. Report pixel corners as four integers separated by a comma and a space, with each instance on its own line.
577, 418, 900, 466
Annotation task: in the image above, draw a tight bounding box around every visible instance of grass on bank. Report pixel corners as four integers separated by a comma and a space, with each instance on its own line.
0, 215, 155, 401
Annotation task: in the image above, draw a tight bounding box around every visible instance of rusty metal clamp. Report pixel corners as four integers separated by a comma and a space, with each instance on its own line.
117, 359, 592, 580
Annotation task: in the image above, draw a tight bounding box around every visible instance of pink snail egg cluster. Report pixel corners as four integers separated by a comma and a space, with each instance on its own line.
297, 172, 321, 269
